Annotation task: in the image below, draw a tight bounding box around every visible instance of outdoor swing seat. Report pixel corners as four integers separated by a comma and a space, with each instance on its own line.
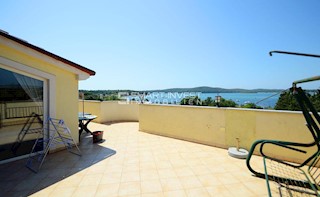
247, 85, 320, 196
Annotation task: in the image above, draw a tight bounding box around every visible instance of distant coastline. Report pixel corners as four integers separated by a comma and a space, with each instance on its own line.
80, 86, 284, 94
79, 87, 318, 108
147, 86, 284, 93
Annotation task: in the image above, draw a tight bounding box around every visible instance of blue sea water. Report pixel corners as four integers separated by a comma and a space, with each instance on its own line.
201, 92, 280, 108
135, 92, 280, 108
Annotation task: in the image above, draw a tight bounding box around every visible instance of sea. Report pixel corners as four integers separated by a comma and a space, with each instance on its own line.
129, 92, 280, 108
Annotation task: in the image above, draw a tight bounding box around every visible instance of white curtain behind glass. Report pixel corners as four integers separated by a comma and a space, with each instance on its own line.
13, 73, 43, 105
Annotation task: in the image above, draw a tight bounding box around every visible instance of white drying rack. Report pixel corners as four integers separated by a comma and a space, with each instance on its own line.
26, 117, 81, 173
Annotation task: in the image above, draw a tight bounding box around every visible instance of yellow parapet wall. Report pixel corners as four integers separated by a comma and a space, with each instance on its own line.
139, 104, 316, 163
78, 100, 139, 123
139, 104, 227, 148
77, 101, 316, 163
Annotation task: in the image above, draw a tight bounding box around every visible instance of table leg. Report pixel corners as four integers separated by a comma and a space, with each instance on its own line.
79, 120, 84, 142
83, 119, 93, 134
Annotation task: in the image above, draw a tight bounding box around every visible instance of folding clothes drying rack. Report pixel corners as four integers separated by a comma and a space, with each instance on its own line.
26, 117, 81, 173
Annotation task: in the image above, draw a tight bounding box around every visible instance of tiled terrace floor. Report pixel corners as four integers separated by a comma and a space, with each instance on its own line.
0, 122, 269, 197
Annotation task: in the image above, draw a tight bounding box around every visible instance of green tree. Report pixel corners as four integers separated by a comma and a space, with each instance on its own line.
241, 102, 263, 109
181, 96, 237, 107
274, 91, 301, 111
84, 92, 102, 101
218, 98, 237, 107
274, 90, 319, 111
310, 90, 320, 111
104, 94, 120, 101
203, 97, 214, 106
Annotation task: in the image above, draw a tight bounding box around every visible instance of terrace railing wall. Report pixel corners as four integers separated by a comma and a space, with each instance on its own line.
139, 104, 315, 164
79, 101, 314, 164
78, 100, 139, 123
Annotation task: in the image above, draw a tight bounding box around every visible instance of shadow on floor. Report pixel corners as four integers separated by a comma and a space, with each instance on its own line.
0, 133, 116, 197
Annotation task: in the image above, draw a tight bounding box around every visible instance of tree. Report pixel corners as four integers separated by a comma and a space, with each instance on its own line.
310, 90, 320, 111
241, 102, 263, 109
203, 97, 214, 106
274, 90, 319, 111
84, 92, 102, 101
180, 96, 237, 107
218, 98, 237, 107
104, 94, 120, 101
274, 91, 301, 111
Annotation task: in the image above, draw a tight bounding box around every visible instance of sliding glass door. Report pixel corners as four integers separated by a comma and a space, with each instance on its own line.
0, 67, 45, 162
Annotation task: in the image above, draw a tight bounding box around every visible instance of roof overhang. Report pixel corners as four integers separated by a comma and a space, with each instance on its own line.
0, 30, 95, 80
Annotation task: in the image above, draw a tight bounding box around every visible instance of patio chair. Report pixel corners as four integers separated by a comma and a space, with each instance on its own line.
246, 81, 320, 196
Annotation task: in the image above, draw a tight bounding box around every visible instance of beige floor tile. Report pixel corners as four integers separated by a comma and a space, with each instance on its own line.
170, 160, 188, 168
200, 158, 218, 166
118, 181, 141, 196
79, 174, 102, 186
205, 185, 233, 197
197, 174, 223, 187
141, 179, 163, 194
105, 164, 123, 173
222, 163, 245, 173
123, 163, 140, 172
216, 173, 241, 185
224, 183, 256, 197
242, 180, 269, 196
87, 165, 108, 174
179, 176, 202, 189
160, 178, 183, 192
100, 171, 122, 184
156, 161, 172, 169
174, 167, 195, 177
158, 169, 177, 179
121, 170, 140, 182
95, 183, 120, 197
140, 156, 155, 162
180, 152, 198, 160
140, 161, 157, 170
189, 165, 211, 175
163, 190, 187, 197
49, 187, 77, 197
231, 171, 257, 182
124, 157, 140, 165
185, 188, 210, 197
207, 165, 227, 174
140, 169, 159, 180
141, 192, 164, 197
72, 185, 98, 197
154, 154, 169, 162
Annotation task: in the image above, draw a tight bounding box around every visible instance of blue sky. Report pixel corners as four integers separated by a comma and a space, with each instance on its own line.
1, 0, 320, 90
